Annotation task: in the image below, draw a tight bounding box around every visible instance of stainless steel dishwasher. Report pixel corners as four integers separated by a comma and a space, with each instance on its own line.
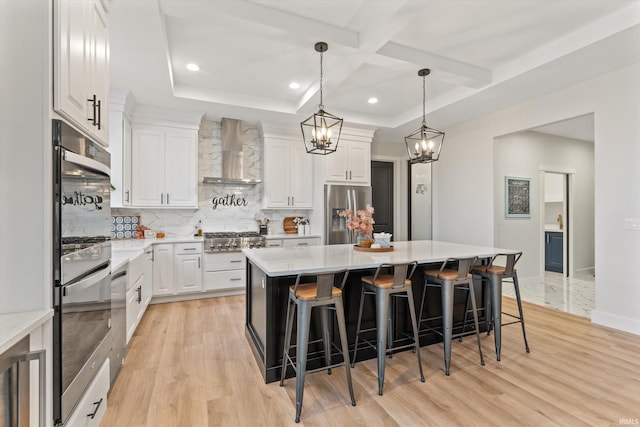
109, 261, 128, 385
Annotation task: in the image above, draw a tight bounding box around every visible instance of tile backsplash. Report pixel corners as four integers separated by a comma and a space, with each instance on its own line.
111, 215, 140, 239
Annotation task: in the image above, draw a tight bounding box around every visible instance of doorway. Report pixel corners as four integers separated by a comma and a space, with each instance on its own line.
543, 171, 568, 276
371, 161, 394, 234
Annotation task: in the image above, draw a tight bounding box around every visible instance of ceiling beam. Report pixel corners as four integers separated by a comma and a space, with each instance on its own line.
159, 0, 359, 49
376, 42, 493, 89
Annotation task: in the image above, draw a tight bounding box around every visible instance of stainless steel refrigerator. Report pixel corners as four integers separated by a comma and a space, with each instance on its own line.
325, 184, 372, 244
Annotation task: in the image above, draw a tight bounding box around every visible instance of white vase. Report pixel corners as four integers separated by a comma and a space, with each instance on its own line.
297, 226, 304, 236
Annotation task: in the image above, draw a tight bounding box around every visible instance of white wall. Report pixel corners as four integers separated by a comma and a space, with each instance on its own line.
434, 64, 640, 335
493, 131, 594, 280
0, 0, 52, 313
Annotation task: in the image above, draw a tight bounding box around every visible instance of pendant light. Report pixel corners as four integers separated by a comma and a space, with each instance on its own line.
300, 42, 343, 155
405, 68, 445, 164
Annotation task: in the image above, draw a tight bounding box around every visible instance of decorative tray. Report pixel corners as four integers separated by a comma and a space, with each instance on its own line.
353, 245, 394, 252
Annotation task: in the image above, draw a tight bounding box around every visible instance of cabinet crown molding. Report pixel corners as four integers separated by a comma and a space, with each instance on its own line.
132, 104, 204, 130
109, 89, 136, 118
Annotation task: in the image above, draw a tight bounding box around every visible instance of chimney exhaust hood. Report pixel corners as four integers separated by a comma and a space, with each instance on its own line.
203, 118, 262, 185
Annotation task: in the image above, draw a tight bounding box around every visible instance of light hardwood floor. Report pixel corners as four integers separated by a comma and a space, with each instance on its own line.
101, 296, 640, 427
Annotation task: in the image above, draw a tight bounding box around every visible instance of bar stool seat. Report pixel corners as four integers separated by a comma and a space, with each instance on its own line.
280, 269, 355, 423
471, 252, 529, 360
419, 257, 484, 376
352, 262, 425, 396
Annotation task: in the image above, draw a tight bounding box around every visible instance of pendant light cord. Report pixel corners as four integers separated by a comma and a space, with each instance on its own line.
422, 75, 426, 126
319, 50, 324, 110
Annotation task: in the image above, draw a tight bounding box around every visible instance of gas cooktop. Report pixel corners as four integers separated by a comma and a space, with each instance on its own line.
203, 231, 265, 252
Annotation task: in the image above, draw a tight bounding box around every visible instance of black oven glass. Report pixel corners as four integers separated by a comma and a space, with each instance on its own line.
60, 267, 111, 393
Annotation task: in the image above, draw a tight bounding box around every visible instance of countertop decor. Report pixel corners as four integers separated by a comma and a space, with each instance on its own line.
353, 245, 394, 252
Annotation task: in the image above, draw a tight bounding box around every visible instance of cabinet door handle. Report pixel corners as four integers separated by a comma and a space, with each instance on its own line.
125, 190, 130, 203
198, 257, 201, 269
87, 94, 97, 126
345, 170, 348, 180
136, 286, 142, 303
161, 193, 164, 204
166, 193, 170, 204
87, 398, 103, 419
291, 196, 294, 205
349, 171, 352, 180
96, 99, 102, 130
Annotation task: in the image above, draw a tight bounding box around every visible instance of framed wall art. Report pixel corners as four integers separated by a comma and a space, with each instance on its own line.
505, 176, 531, 218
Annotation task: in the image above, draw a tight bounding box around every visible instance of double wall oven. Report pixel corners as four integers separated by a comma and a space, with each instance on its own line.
52, 119, 111, 425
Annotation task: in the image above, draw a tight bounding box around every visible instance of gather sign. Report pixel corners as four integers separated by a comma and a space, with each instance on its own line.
211, 193, 249, 210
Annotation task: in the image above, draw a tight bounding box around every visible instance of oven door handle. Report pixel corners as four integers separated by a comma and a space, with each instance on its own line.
62, 265, 110, 295
63, 149, 111, 178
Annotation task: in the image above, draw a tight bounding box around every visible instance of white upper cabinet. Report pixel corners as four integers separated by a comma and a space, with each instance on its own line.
130, 124, 198, 208
54, 0, 109, 146
109, 89, 134, 208
323, 127, 374, 185
262, 127, 313, 209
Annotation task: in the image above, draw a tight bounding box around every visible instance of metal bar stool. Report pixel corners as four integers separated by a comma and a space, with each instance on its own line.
351, 262, 425, 396
280, 269, 355, 423
419, 257, 484, 376
471, 252, 530, 361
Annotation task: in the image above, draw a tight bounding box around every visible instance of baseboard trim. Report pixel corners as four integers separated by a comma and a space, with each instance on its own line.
591, 310, 640, 336
150, 288, 245, 304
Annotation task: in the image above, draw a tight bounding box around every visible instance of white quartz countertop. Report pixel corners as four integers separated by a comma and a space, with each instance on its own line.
112, 236, 203, 251
1, 309, 53, 354
265, 234, 321, 239
111, 237, 203, 270
243, 240, 517, 277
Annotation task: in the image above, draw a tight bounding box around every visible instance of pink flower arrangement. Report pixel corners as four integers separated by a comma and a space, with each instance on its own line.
338, 204, 375, 238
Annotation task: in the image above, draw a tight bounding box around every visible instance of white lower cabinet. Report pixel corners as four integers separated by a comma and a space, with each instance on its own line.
125, 251, 151, 344
152, 242, 203, 297
283, 237, 320, 247
175, 253, 202, 293
265, 236, 321, 248
152, 244, 174, 296
64, 359, 109, 427
203, 252, 245, 292
125, 274, 143, 344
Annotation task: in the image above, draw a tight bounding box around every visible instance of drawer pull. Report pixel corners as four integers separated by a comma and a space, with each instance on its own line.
230, 260, 242, 263
87, 398, 103, 419
298, 242, 309, 246
183, 248, 198, 251
230, 278, 242, 281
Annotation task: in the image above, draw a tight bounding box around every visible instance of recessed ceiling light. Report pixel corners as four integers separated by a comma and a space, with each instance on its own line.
368, 97, 378, 104
186, 63, 200, 71
289, 82, 300, 89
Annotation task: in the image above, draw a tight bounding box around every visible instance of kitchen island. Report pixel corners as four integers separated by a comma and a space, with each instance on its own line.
243, 240, 517, 383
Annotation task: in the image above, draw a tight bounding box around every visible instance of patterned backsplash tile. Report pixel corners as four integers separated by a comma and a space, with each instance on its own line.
111, 215, 139, 239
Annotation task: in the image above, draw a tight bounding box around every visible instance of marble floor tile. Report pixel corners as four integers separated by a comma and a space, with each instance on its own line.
502, 271, 595, 318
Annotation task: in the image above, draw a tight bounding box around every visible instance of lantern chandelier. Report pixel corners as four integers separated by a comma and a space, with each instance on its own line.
300, 42, 343, 155
405, 68, 445, 164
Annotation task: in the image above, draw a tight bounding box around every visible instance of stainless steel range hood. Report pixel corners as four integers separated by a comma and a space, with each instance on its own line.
203, 118, 262, 184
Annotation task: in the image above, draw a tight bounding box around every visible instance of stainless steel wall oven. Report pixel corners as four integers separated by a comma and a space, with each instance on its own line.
52, 119, 111, 425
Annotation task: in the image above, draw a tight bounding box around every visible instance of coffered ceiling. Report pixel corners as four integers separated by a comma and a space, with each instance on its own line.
109, 0, 640, 142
